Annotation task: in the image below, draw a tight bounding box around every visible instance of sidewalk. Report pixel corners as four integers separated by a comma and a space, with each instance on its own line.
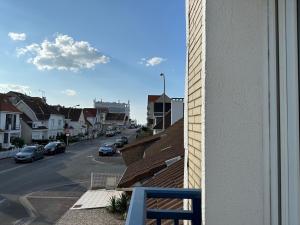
56, 189, 125, 225
0, 148, 20, 160
56, 208, 124, 225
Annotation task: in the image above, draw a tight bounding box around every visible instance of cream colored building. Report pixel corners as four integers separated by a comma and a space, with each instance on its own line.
184, 0, 300, 225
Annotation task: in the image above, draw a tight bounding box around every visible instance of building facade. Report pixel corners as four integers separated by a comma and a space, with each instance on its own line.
185, 0, 300, 225
8, 92, 64, 143
0, 94, 21, 149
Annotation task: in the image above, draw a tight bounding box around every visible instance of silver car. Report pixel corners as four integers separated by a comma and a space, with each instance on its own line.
14, 146, 44, 163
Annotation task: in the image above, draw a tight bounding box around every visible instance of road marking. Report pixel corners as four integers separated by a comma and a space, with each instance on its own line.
0, 165, 25, 175
0, 198, 6, 204
0, 156, 55, 175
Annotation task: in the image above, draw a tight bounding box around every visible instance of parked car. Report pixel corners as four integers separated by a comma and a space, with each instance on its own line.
120, 136, 128, 144
115, 138, 124, 148
115, 128, 121, 134
99, 143, 116, 156
14, 145, 44, 163
44, 141, 66, 155
106, 130, 115, 137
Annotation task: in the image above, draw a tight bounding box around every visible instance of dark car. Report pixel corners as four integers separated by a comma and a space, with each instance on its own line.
44, 141, 66, 155
99, 143, 116, 156
120, 136, 128, 144
115, 138, 124, 148
105, 130, 115, 137
14, 146, 44, 163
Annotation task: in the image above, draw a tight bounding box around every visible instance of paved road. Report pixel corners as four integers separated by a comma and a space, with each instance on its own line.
0, 129, 136, 225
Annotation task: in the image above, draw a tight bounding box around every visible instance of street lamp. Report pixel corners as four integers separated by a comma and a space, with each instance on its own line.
160, 73, 166, 131
66, 104, 80, 145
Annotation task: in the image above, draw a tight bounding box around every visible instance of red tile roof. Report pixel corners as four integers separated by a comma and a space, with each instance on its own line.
118, 119, 184, 187
8, 92, 60, 119
119, 135, 161, 153
148, 95, 161, 103
144, 159, 184, 225
0, 94, 21, 113
83, 108, 97, 118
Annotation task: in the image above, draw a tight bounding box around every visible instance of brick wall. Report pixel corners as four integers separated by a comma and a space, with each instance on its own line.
187, 0, 204, 189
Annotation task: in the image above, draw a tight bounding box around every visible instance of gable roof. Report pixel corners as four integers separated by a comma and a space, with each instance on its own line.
119, 135, 161, 153
57, 107, 82, 121
8, 92, 61, 120
148, 95, 161, 103
0, 94, 21, 113
83, 108, 97, 118
118, 119, 184, 188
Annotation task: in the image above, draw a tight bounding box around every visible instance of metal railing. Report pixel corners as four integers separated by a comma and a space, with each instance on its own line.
126, 187, 201, 225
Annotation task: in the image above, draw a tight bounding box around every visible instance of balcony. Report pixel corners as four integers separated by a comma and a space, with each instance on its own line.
5, 124, 20, 131
126, 187, 201, 225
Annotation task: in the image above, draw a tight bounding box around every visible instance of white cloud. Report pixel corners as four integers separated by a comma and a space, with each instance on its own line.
61, 89, 77, 96
140, 57, 166, 67
0, 83, 30, 94
17, 34, 110, 72
8, 32, 26, 41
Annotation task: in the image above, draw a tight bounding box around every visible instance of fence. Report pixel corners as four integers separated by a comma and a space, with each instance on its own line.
0, 148, 21, 160
90, 172, 122, 190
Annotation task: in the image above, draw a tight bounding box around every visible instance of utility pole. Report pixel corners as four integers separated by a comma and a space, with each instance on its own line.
66, 104, 80, 146
160, 73, 166, 131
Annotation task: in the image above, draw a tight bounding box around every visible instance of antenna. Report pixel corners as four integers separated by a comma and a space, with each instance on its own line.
38, 89, 45, 98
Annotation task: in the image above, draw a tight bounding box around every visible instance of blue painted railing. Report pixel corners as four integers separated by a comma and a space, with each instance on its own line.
125, 187, 201, 225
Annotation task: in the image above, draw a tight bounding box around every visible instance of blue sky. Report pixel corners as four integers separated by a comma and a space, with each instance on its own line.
0, 0, 186, 124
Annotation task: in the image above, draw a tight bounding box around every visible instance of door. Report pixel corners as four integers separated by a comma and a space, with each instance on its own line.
3, 133, 8, 144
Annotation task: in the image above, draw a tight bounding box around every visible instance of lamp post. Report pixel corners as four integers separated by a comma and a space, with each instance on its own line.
66, 104, 80, 146
160, 73, 166, 131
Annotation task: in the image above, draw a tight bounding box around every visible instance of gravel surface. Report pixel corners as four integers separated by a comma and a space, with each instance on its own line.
56, 208, 125, 225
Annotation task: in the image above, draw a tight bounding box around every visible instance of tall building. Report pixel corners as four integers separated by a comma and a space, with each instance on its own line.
94, 99, 130, 127
94, 99, 130, 116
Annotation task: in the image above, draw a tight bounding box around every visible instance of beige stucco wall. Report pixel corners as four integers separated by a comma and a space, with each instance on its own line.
186, 0, 269, 225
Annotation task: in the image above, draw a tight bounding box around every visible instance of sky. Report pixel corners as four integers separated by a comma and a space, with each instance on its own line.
0, 0, 186, 124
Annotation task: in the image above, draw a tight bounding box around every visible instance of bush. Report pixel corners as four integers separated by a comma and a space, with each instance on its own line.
116, 193, 129, 214
107, 196, 117, 213
11, 137, 24, 148
107, 193, 130, 216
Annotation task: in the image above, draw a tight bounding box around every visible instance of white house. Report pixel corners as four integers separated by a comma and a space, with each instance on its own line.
7, 92, 64, 143
0, 94, 21, 149
83, 108, 103, 138
57, 107, 87, 137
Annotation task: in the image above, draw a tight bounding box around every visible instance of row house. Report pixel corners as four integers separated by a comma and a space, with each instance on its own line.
83, 108, 104, 138
56, 107, 87, 137
0, 94, 21, 149
7, 92, 64, 144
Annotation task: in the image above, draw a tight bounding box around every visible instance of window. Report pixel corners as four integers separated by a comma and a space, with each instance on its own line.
50, 119, 54, 129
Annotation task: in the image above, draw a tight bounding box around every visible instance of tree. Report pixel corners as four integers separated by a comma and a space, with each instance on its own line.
11, 137, 25, 148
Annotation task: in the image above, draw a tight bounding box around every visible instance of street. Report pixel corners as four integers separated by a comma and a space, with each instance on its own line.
0, 129, 136, 225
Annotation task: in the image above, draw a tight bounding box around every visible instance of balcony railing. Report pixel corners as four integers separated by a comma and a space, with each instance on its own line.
126, 187, 201, 225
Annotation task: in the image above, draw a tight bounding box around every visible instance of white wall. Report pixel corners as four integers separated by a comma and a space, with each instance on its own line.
47, 114, 64, 138
15, 101, 37, 121
0, 112, 5, 130
202, 0, 268, 225
20, 120, 32, 144
171, 100, 184, 125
